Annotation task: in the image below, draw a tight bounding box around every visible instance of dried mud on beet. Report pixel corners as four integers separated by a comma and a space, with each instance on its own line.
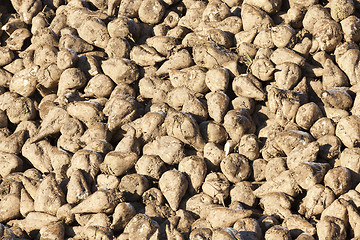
1, 0, 360, 239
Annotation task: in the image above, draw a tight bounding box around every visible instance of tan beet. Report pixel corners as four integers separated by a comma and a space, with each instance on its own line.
66, 169, 91, 205
223, 109, 256, 143
206, 91, 229, 123
202, 172, 230, 205
206, 206, 252, 229
293, 162, 330, 190
336, 115, 360, 148
123, 214, 160, 240
178, 155, 207, 194
260, 192, 293, 219
38, 221, 65, 240
34, 173, 65, 215
143, 136, 185, 165
159, 170, 188, 211
111, 202, 136, 231
254, 171, 301, 198
165, 110, 205, 151
230, 181, 256, 207
100, 151, 138, 177
233, 74, 266, 101
317, 216, 347, 240
220, 153, 251, 183
282, 214, 316, 238
265, 225, 291, 240
71, 189, 119, 214
324, 167, 352, 196
119, 173, 150, 201
138, 0, 166, 24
